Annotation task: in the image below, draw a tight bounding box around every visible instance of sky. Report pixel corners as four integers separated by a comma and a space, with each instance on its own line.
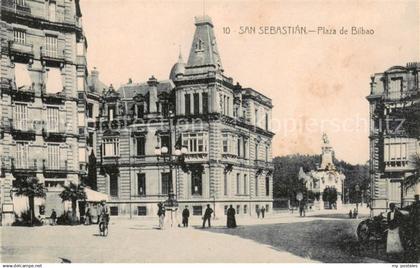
80, 0, 420, 164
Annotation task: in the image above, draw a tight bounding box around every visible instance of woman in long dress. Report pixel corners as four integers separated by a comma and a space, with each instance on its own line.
227, 205, 237, 228
386, 203, 404, 260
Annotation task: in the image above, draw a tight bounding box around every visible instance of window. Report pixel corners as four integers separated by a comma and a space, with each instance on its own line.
226, 97, 230, 116
103, 138, 119, 157
16, 0, 26, 6
255, 176, 259, 196
136, 136, 146, 156
244, 205, 247, 214
137, 173, 146, 196
14, 104, 28, 131
236, 173, 240, 195
45, 68, 63, 94
16, 142, 28, 168
224, 172, 228, 196
49, 1, 56, 22
222, 134, 228, 153
195, 39, 204, 51
86, 103, 94, 118
243, 174, 247, 195
388, 78, 403, 99
202, 92, 208, 114
255, 108, 258, 126
47, 107, 59, 132
110, 206, 118, 216
161, 172, 171, 195
243, 138, 248, 159
47, 144, 60, 169
265, 113, 269, 130
255, 143, 259, 160
224, 205, 228, 215
236, 205, 240, 214
185, 93, 191, 115
110, 173, 118, 197
193, 93, 200, 114
193, 206, 202, 216
182, 133, 208, 153
13, 29, 26, 44
108, 106, 115, 121
237, 137, 241, 157
266, 205, 269, 213
265, 176, 270, 196
160, 135, 170, 153
191, 169, 202, 195
265, 145, 269, 162
87, 132, 94, 147
137, 206, 147, 216
45, 35, 58, 58
137, 103, 144, 118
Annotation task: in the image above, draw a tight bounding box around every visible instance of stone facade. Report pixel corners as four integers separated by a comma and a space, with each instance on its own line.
96, 16, 275, 218
367, 63, 420, 215
298, 134, 345, 209
0, 0, 100, 225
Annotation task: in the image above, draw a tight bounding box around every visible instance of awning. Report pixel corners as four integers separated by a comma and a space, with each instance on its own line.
84, 188, 109, 202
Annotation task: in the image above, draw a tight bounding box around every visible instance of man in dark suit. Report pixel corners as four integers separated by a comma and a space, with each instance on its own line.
202, 204, 213, 228
182, 206, 190, 227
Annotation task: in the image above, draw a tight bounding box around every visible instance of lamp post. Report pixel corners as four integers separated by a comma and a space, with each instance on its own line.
355, 184, 360, 215
154, 109, 188, 227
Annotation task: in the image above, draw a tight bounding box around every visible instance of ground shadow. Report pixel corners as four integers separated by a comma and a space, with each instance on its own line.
203, 220, 381, 263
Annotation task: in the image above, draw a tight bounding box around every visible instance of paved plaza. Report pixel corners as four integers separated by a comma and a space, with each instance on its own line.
0, 209, 379, 263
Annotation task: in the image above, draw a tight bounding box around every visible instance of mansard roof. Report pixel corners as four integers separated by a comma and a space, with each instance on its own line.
118, 79, 174, 100
185, 15, 223, 74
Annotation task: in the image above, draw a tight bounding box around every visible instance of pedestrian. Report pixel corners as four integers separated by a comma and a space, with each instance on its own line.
50, 209, 57, 225
349, 209, 353, 219
299, 202, 305, 217
410, 194, 420, 263
261, 205, 266, 219
157, 202, 165, 229
256, 206, 260, 218
182, 205, 190, 227
227, 205, 237, 228
85, 207, 91, 225
202, 204, 213, 228
353, 208, 358, 219
386, 203, 404, 261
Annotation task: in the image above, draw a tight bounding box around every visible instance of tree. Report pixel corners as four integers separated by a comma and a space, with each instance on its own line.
14, 177, 47, 226
405, 153, 420, 191
322, 187, 338, 209
59, 182, 87, 224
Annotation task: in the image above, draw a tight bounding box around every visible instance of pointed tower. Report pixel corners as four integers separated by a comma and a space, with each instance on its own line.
185, 15, 223, 74
169, 52, 186, 81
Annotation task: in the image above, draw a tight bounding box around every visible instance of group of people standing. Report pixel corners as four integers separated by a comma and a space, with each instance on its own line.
157, 203, 239, 229
256, 206, 267, 219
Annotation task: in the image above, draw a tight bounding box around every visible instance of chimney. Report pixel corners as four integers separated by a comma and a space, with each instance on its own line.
147, 75, 159, 113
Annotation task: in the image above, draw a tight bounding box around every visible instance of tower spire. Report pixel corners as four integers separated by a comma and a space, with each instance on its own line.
185, 15, 223, 73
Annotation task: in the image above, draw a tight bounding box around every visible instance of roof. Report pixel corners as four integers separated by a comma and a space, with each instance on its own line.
118, 79, 174, 99
185, 15, 223, 74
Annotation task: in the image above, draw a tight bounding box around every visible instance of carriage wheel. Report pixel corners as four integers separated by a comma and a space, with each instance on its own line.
357, 220, 370, 242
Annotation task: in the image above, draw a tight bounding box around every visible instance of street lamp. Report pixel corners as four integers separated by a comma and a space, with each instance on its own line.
355, 184, 360, 215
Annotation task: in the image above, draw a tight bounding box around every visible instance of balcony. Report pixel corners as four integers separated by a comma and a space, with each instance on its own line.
11, 158, 37, 176
1, 0, 31, 17
11, 125, 36, 141
42, 127, 66, 142
8, 41, 34, 64
384, 160, 413, 172
40, 48, 65, 68
43, 160, 69, 178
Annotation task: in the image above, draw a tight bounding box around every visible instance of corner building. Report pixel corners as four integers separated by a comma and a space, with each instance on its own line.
96, 16, 274, 218
367, 63, 420, 215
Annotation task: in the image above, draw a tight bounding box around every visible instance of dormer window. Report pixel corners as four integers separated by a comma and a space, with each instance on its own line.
195, 39, 204, 52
